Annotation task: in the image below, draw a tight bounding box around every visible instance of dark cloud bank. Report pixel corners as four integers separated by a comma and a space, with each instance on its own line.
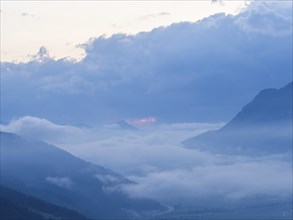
1, 1, 292, 125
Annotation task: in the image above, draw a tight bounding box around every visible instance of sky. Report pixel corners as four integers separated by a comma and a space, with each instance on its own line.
0, 0, 292, 125
1, 0, 249, 62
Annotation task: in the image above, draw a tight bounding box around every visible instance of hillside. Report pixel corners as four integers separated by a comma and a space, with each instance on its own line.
0, 131, 165, 219
184, 82, 293, 155
0, 185, 88, 220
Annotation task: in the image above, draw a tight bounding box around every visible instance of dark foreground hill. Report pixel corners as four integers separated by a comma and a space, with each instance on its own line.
184, 82, 293, 155
0, 185, 88, 220
0, 131, 165, 219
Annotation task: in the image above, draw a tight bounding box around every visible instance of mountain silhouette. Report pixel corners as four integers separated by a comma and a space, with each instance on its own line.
184, 82, 292, 155
0, 185, 88, 220
0, 131, 165, 219
116, 120, 138, 130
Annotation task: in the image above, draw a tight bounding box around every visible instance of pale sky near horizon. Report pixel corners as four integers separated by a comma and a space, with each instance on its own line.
1, 0, 249, 62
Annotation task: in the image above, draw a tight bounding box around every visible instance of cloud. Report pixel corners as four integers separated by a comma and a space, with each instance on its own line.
120, 158, 292, 201
49, 118, 292, 203
235, 1, 293, 36
46, 176, 73, 188
211, 0, 224, 5
139, 12, 170, 20
1, 116, 224, 175
95, 174, 120, 185
127, 116, 157, 126
30, 47, 51, 62
3, 116, 291, 203
20, 12, 36, 18
75, 127, 291, 202
1, 1, 292, 125
0, 116, 84, 143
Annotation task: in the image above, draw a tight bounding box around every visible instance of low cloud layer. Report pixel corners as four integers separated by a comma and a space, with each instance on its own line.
0, 116, 83, 143
121, 158, 292, 201
2, 116, 291, 203
127, 116, 157, 126
46, 176, 73, 189
1, 1, 292, 125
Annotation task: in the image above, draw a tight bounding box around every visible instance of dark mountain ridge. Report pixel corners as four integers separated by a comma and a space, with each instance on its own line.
184, 82, 293, 155
116, 120, 138, 131
0, 185, 88, 220
225, 81, 292, 128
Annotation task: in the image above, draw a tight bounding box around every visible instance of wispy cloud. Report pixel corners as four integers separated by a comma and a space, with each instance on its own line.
139, 12, 170, 20
46, 176, 73, 188
127, 117, 157, 126
20, 12, 37, 18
